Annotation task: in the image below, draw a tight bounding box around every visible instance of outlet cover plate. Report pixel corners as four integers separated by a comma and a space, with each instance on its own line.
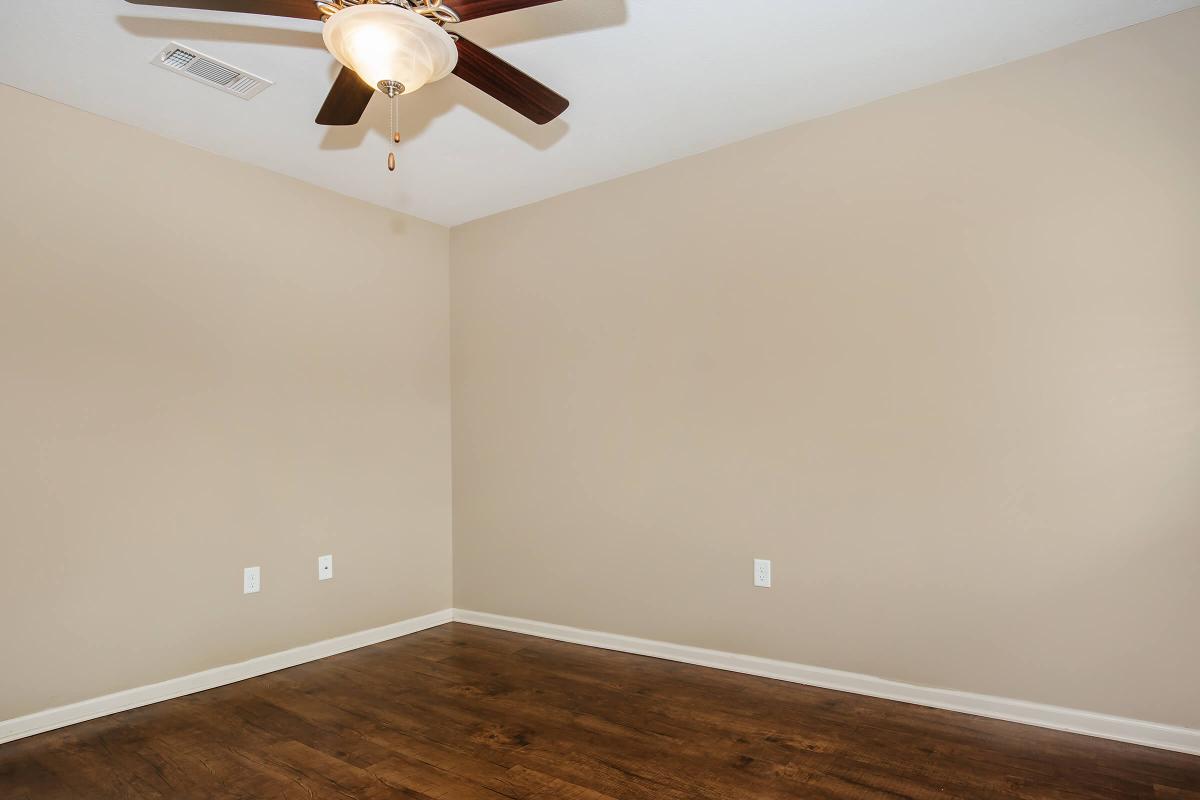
318, 554, 333, 581
754, 559, 771, 588
244, 566, 261, 594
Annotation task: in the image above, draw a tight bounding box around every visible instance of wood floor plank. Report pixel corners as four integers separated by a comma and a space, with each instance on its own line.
2, 622, 1197, 799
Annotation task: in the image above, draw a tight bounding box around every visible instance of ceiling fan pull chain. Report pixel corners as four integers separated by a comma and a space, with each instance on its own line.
388, 91, 398, 171
377, 79, 404, 172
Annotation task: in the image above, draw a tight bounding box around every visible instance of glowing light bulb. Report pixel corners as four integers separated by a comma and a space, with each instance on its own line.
322, 4, 458, 94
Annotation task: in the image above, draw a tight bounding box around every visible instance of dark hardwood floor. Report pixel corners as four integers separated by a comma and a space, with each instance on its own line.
2, 623, 1198, 799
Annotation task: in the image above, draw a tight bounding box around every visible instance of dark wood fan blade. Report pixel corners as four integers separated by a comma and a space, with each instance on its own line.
316, 67, 376, 125
452, 35, 568, 125
123, 0, 322, 21
448, 0, 563, 21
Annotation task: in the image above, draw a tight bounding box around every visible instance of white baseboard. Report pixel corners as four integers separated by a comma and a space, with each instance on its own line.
452, 609, 1200, 757
6, 607, 1197, 757
0, 608, 453, 745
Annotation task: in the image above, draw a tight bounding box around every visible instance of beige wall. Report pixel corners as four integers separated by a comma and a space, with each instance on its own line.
451, 9, 1200, 728
0, 85, 452, 721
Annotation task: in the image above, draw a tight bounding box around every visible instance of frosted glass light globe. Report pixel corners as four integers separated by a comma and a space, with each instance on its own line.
322, 4, 458, 94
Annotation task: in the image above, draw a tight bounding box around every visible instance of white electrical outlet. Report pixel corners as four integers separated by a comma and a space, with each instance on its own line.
243, 566, 261, 594
754, 559, 771, 588
318, 554, 333, 581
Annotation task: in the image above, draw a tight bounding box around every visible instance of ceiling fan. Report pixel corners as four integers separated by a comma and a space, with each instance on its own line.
124, 0, 570, 132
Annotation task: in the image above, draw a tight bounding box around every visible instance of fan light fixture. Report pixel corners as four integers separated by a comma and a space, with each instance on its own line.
322, 3, 458, 96
128, 0, 570, 174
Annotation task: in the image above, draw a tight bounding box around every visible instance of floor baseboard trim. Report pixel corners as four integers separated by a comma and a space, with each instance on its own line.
452, 609, 1200, 756
0, 608, 454, 745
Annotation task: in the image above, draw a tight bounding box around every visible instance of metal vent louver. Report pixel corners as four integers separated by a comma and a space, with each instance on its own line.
151, 42, 273, 100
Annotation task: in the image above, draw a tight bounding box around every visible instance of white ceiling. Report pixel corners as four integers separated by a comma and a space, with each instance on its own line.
2, 0, 1196, 226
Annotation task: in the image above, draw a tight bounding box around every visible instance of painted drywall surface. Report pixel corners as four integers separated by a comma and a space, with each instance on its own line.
450, 10, 1200, 728
0, 85, 452, 720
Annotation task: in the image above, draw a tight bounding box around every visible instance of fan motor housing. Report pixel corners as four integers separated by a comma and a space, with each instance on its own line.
315, 0, 460, 25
